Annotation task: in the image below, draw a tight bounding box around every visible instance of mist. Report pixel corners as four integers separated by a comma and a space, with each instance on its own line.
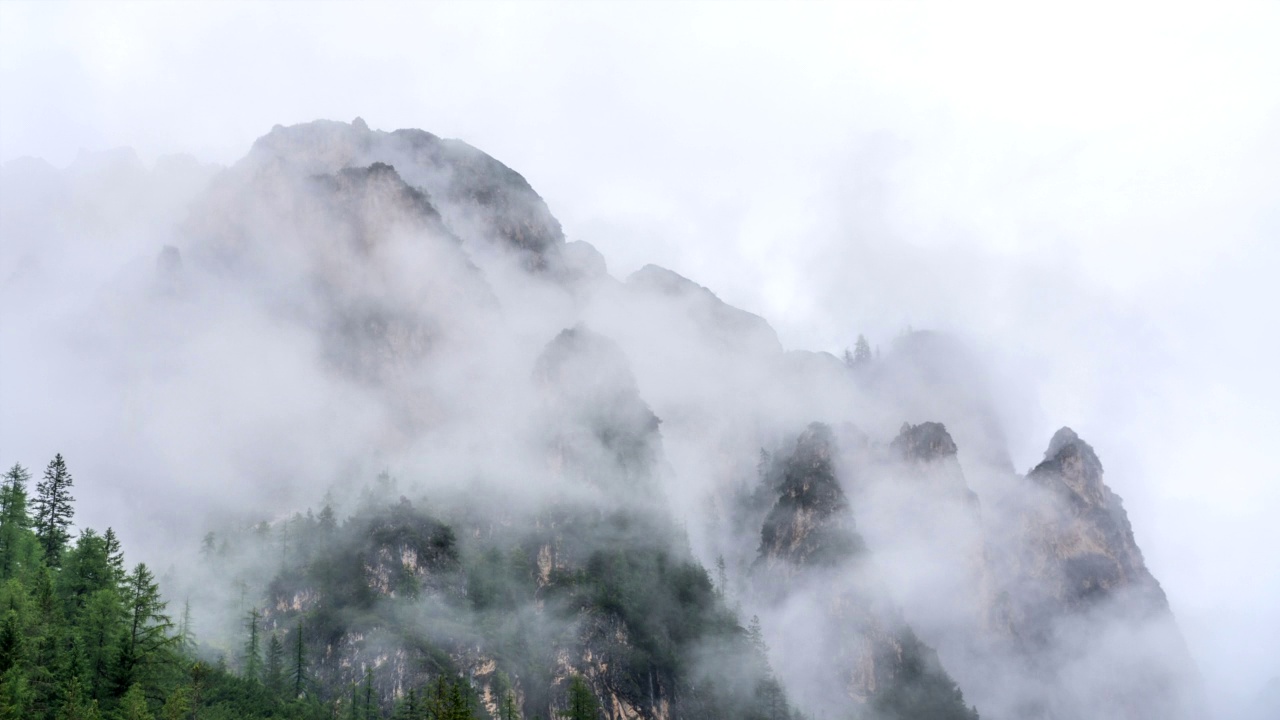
2, 3, 1278, 719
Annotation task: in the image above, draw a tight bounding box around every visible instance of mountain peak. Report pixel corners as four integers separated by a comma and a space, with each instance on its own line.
626, 264, 782, 355
891, 421, 959, 462
1044, 426, 1083, 460
240, 118, 563, 269
758, 423, 863, 568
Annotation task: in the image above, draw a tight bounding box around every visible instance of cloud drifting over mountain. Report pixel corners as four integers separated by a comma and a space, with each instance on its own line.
2, 3, 1278, 717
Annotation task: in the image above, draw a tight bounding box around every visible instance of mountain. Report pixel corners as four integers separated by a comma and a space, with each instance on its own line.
0, 118, 1208, 719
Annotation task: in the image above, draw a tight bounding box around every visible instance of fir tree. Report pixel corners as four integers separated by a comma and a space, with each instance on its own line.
242, 608, 262, 683
853, 334, 871, 366
0, 466, 29, 521
0, 613, 22, 676
57, 675, 100, 720
0, 666, 30, 720
291, 620, 307, 699
80, 588, 123, 700
393, 688, 419, 720
265, 632, 285, 696
159, 685, 190, 720
318, 505, 337, 536
561, 675, 599, 720
116, 563, 173, 695
362, 668, 375, 720
102, 528, 125, 586
33, 454, 75, 567
199, 532, 215, 560
176, 598, 195, 655
495, 671, 519, 720
59, 529, 113, 615
117, 683, 153, 720
0, 466, 31, 579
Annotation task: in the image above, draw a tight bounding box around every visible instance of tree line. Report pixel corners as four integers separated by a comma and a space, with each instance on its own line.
0, 456, 608, 719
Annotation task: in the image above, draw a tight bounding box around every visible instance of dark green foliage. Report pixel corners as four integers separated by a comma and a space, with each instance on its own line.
101, 530, 124, 587
115, 563, 174, 698
560, 675, 599, 720
494, 671, 519, 720
116, 683, 151, 720
292, 620, 307, 699
0, 454, 340, 720
265, 632, 285, 695
243, 607, 262, 683
1, 459, 822, 720
0, 466, 33, 580
33, 455, 75, 567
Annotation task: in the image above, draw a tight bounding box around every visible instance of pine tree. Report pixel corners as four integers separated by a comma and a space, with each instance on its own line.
393, 688, 419, 720
159, 686, 190, 720
561, 675, 599, 720
59, 529, 113, 616
57, 675, 101, 720
0, 466, 31, 580
0, 466, 29, 522
0, 613, 22, 675
80, 588, 123, 700
318, 505, 337, 535
115, 563, 173, 695
199, 532, 215, 560
117, 683, 154, 720
102, 528, 125, 586
265, 632, 285, 696
291, 620, 307, 699
853, 334, 871, 365
495, 671, 519, 720
242, 608, 262, 683
0, 666, 30, 720
176, 598, 195, 655
362, 668, 375, 720
747, 615, 768, 654
714, 555, 728, 598
33, 454, 75, 567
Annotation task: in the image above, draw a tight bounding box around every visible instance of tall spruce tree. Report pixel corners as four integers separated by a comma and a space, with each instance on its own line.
80, 588, 123, 701
242, 608, 262, 683
495, 671, 519, 720
291, 620, 307, 699
102, 528, 125, 586
264, 632, 285, 696
362, 669, 375, 720
33, 454, 75, 566
176, 599, 195, 655
0, 465, 29, 519
853, 334, 872, 365
0, 465, 32, 578
562, 675, 599, 720
116, 563, 173, 695
116, 683, 153, 720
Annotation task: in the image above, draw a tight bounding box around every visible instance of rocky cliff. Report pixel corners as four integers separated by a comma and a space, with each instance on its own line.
53, 117, 1204, 719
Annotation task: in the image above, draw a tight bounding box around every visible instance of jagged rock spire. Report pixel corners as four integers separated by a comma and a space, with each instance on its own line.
758, 423, 863, 568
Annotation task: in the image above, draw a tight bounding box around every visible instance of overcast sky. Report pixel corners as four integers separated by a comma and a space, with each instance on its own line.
2, 1, 1278, 713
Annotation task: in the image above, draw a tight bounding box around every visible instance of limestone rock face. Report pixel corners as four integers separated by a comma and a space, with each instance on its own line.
752, 423, 977, 720
245, 119, 564, 268
757, 423, 862, 570
1017, 427, 1169, 629
987, 427, 1206, 720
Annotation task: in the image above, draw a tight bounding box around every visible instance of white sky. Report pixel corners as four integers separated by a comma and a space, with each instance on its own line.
3, 2, 1279, 714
